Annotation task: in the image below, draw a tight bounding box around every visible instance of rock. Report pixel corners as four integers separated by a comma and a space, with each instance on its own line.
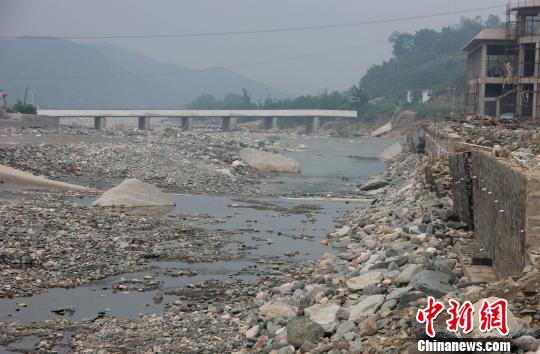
349, 295, 386, 323
259, 301, 298, 320
349, 340, 364, 353
359, 179, 389, 191
334, 225, 351, 237
395, 264, 425, 285
255, 335, 269, 348
409, 270, 455, 297
304, 303, 341, 332
246, 325, 260, 340
92, 179, 175, 207
513, 336, 539, 352
240, 148, 300, 173
336, 321, 356, 334
286, 317, 325, 349
387, 286, 412, 301
357, 316, 378, 336
277, 346, 295, 354
346, 271, 384, 291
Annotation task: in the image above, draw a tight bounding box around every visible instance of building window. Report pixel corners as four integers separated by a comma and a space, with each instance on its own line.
485, 84, 504, 98
524, 44, 536, 77
524, 15, 536, 35
485, 101, 497, 117
486, 45, 515, 78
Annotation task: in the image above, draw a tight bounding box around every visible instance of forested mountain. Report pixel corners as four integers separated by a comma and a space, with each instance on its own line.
0, 39, 284, 109
359, 16, 500, 101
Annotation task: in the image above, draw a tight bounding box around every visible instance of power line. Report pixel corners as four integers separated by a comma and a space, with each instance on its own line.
0, 4, 505, 40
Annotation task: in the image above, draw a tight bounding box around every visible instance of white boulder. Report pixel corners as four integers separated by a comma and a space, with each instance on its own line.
240, 148, 301, 173
92, 179, 175, 207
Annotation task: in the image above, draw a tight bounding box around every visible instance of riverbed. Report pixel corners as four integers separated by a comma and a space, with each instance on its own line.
0, 133, 392, 352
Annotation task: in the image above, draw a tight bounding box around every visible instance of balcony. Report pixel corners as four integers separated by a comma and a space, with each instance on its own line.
509, 0, 540, 11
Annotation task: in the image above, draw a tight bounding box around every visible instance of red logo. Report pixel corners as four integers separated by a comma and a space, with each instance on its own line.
416, 296, 445, 338
478, 299, 509, 336
416, 297, 509, 337
446, 299, 474, 334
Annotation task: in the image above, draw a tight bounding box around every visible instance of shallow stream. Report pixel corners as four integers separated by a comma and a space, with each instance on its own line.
0, 136, 391, 326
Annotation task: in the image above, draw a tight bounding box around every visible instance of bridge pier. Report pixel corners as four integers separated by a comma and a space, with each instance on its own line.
138, 116, 150, 130
94, 117, 107, 130
264, 116, 279, 130
306, 116, 320, 135
181, 117, 193, 131
222, 116, 238, 131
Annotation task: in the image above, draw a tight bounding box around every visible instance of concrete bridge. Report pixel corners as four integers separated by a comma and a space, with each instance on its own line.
37, 109, 358, 134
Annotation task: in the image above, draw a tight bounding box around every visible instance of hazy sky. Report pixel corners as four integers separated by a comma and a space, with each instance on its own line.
0, 0, 503, 95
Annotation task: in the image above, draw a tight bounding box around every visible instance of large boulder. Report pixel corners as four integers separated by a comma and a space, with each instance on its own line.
259, 301, 298, 320
92, 179, 175, 207
240, 148, 300, 173
409, 270, 455, 297
346, 271, 384, 292
286, 317, 325, 349
304, 303, 341, 332
348, 295, 386, 323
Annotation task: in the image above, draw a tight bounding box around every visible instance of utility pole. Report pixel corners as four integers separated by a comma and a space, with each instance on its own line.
23, 85, 29, 105
448, 86, 456, 113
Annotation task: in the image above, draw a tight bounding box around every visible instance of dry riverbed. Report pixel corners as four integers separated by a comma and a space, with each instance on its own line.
2, 125, 537, 353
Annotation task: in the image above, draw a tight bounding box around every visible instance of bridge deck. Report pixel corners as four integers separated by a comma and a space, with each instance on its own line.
37, 109, 357, 118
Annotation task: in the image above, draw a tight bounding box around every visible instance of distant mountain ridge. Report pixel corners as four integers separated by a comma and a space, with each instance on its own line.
0, 38, 284, 109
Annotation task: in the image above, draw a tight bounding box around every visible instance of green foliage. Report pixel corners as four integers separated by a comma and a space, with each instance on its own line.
11, 99, 37, 114
359, 17, 492, 101
415, 103, 451, 120
188, 89, 362, 112
359, 100, 398, 122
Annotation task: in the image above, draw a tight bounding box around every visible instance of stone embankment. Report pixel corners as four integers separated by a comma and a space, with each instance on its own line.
246, 134, 539, 352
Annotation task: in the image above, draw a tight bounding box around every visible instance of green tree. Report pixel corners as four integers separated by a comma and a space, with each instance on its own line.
11, 99, 37, 114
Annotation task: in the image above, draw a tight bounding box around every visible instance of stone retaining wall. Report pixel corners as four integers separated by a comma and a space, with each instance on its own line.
471, 151, 528, 278
412, 126, 540, 278
448, 152, 474, 229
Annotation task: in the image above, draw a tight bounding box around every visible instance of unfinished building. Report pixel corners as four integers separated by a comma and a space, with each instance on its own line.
464, 0, 540, 119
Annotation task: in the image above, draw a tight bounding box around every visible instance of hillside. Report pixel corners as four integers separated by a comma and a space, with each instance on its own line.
0, 39, 284, 109
359, 17, 498, 102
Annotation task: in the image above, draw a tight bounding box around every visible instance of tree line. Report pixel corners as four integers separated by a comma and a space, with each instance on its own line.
188, 16, 500, 121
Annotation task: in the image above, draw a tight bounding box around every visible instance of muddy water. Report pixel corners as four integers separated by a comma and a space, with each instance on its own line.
0, 136, 391, 324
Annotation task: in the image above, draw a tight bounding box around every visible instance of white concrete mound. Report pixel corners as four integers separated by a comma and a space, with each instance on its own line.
0, 164, 89, 191
378, 142, 402, 161
240, 148, 301, 173
92, 178, 175, 207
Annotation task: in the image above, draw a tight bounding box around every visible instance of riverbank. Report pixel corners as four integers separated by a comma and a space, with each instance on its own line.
2, 123, 537, 353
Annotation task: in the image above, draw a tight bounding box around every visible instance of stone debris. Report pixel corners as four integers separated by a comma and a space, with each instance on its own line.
92, 178, 175, 207
248, 152, 540, 353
